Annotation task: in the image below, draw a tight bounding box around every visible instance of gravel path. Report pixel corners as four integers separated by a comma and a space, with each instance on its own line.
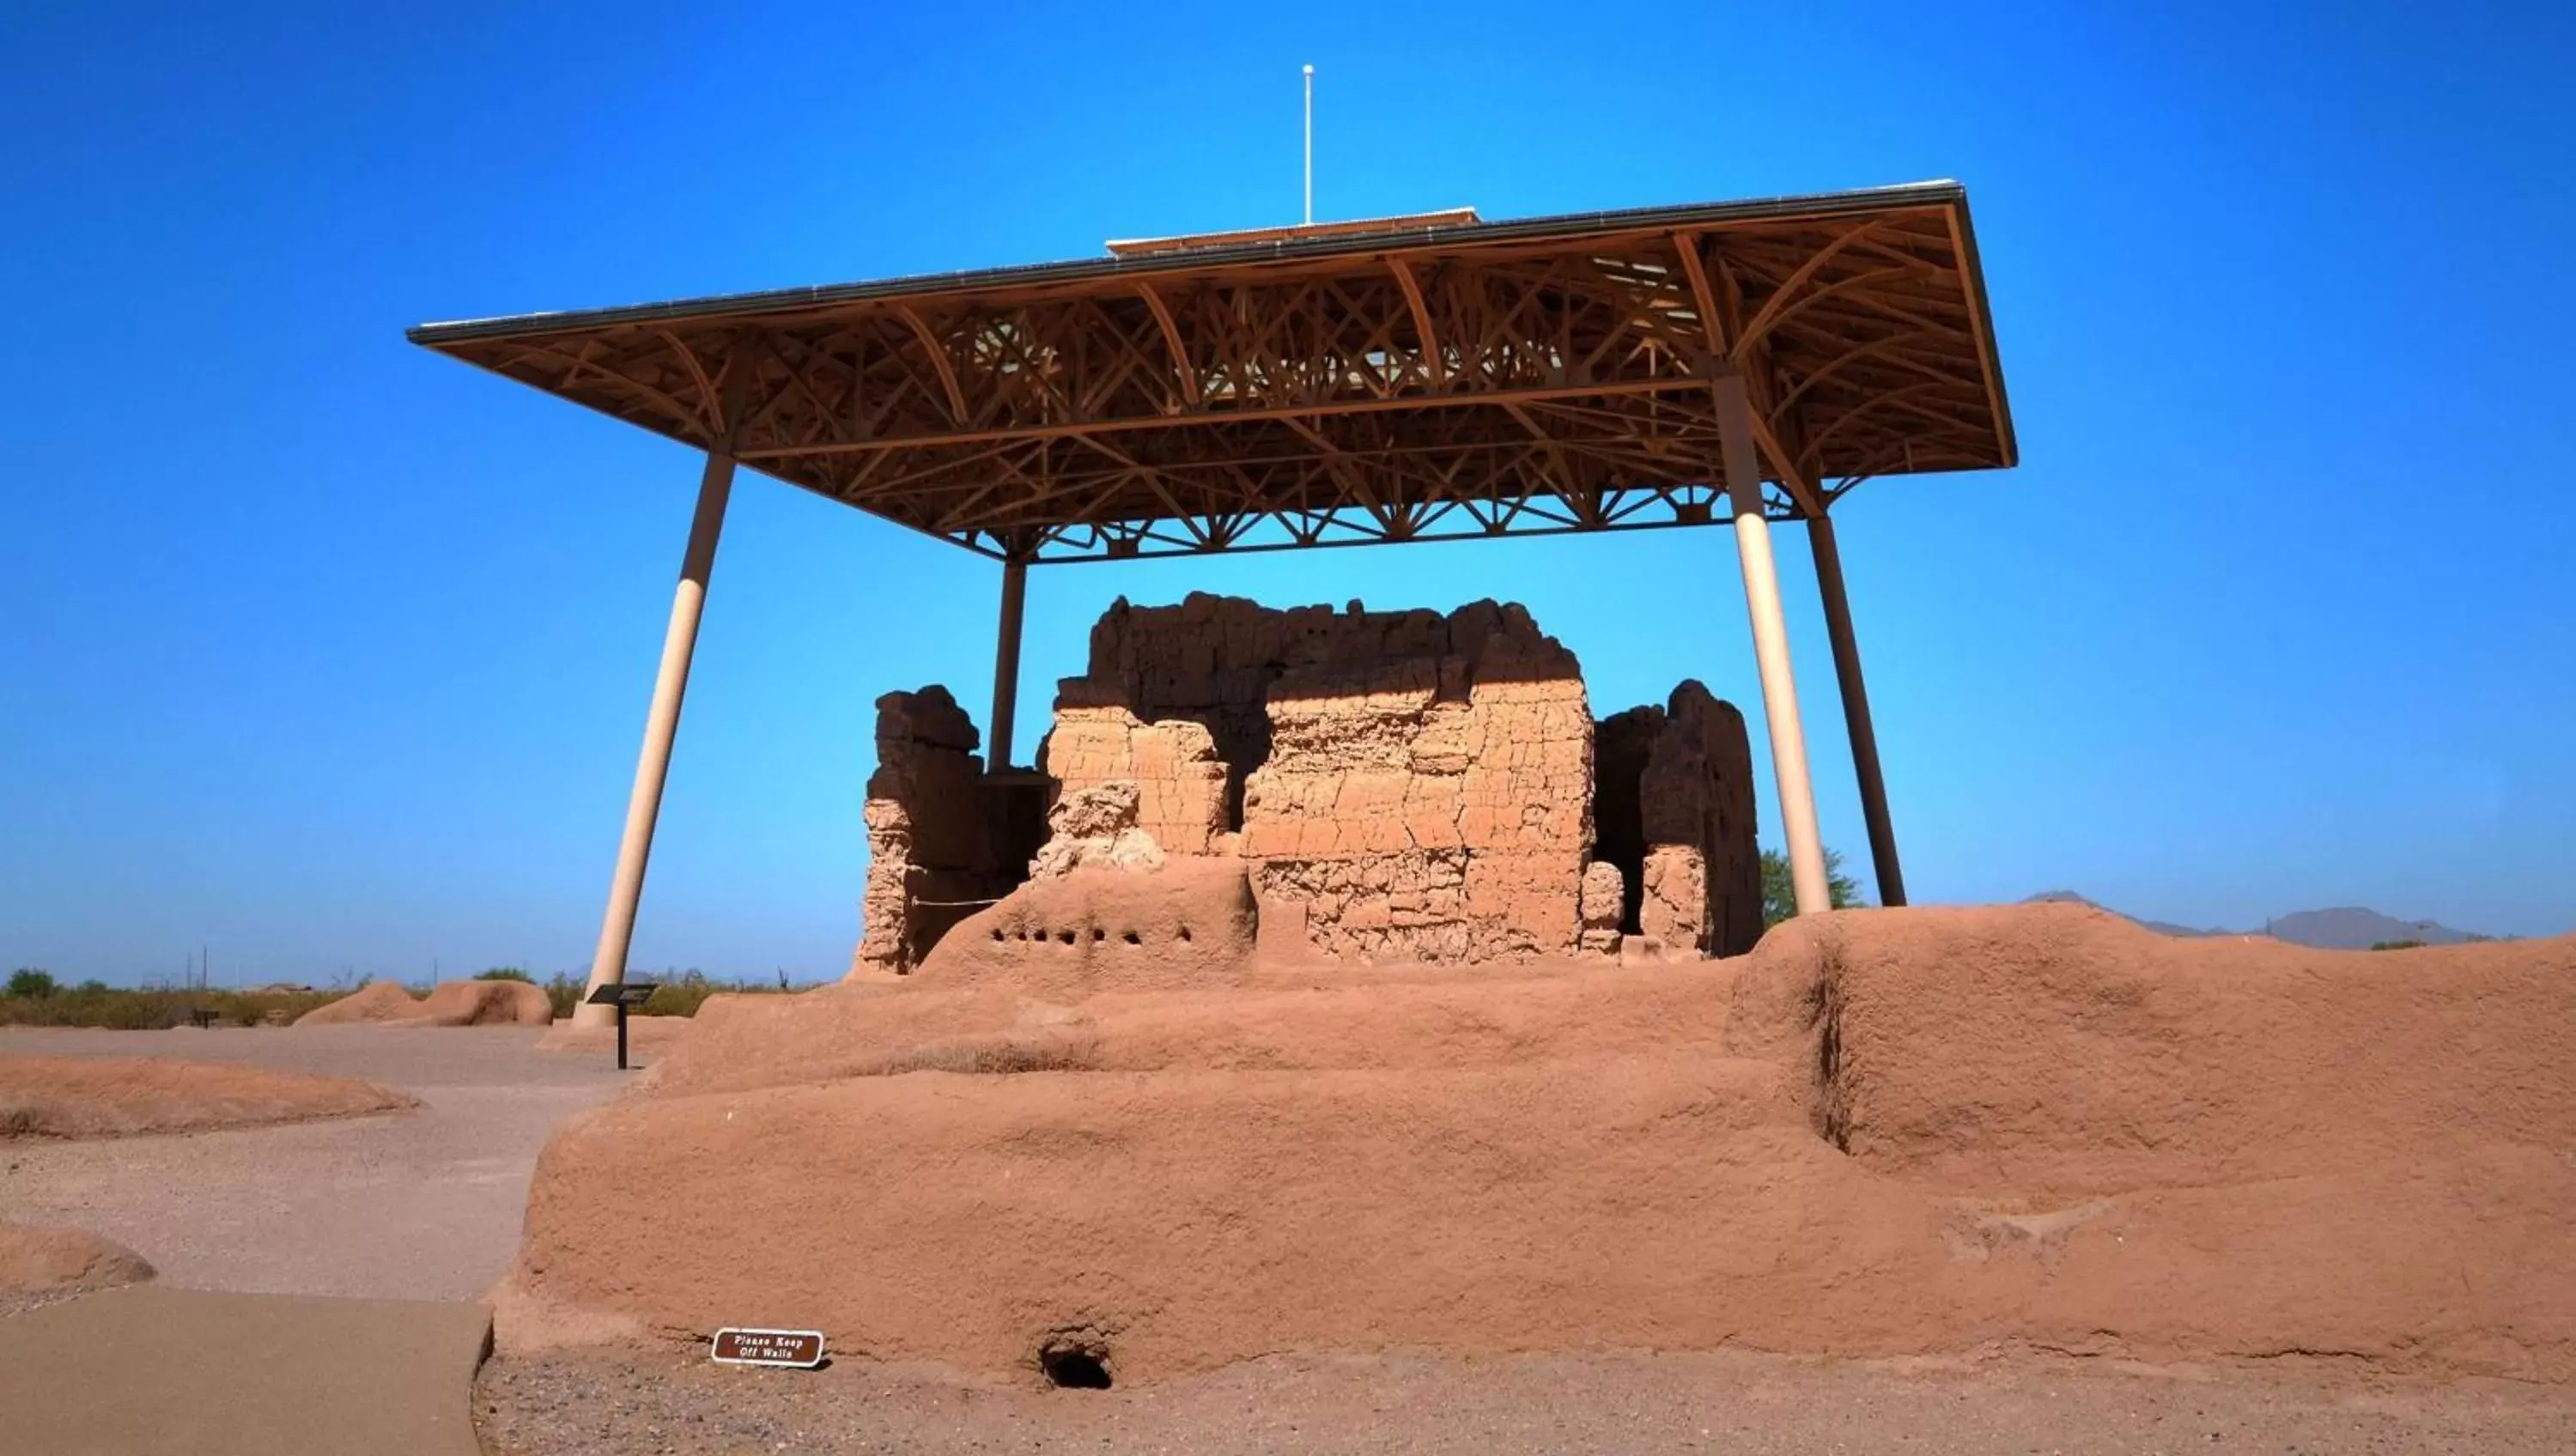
0, 1025, 629, 1301
479, 1344, 2576, 1455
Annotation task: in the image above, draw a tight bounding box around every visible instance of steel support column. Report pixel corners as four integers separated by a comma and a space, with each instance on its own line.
987, 555, 1029, 774
575, 450, 737, 1026
1807, 513, 1906, 907
1714, 375, 1832, 917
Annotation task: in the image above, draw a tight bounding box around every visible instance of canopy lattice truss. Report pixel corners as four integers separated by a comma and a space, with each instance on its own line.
411, 183, 2013, 563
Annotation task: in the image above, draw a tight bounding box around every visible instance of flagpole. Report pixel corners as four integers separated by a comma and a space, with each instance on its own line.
1303, 64, 1314, 226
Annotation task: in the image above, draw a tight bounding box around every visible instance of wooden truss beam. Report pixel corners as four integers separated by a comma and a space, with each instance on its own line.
418, 189, 2013, 565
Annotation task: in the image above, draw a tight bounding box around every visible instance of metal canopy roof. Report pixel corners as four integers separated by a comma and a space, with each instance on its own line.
410, 180, 2014, 562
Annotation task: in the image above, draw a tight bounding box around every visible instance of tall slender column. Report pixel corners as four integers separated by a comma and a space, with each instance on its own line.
1713, 374, 1832, 917
987, 555, 1029, 774
1807, 513, 1906, 907
576, 450, 737, 1026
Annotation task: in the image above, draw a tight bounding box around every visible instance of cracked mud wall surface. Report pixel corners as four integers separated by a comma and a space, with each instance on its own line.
1046, 593, 1594, 962
508, 903, 2576, 1384
1039, 703, 1228, 857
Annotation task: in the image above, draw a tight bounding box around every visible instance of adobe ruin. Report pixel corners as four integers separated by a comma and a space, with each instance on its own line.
851, 594, 1763, 974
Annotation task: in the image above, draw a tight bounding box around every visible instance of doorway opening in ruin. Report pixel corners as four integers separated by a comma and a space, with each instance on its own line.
1159, 683, 1276, 833
1593, 706, 1655, 935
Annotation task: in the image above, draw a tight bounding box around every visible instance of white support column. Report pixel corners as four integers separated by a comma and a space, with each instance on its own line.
576, 450, 737, 1026
1714, 374, 1832, 918
987, 555, 1029, 774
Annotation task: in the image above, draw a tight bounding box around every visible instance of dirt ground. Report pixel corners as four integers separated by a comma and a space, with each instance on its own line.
0, 1024, 629, 1301
11, 946, 2576, 1454
478, 1343, 2576, 1455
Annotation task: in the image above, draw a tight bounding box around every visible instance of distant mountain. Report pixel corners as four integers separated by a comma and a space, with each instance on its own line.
2259, 907, 2485, 950
2020, 892, 2490, 949
2022, 890, 2229, 938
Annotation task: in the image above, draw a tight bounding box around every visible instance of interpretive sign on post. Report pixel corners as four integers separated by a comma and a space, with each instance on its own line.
710, 1327, 826, 1368
584, 980, 659, 1071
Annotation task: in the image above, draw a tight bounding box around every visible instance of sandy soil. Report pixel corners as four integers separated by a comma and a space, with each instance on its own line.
0, 1025, 630, 1301
478, 1344, 2576, 1455
0, 1052, 415, 1139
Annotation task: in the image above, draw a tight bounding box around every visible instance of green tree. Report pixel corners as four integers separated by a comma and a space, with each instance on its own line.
7, 968, 59, 998
474, 967, 536, 983
1759, 848, 1867, 928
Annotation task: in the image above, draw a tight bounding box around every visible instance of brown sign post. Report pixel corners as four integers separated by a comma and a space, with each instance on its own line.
710, 1327, 826, 1368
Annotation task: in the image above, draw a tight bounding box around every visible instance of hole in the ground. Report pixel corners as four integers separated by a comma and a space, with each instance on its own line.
1091, 927, 1105, 943
991, 927, 1006, 942
1058, 929, 1077, 946
1176, 925, 1192, 943
1039, 1343, 1113, 1389
1121, 931, 1140, 945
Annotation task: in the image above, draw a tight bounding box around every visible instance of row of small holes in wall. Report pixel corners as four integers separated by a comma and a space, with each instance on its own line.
991, 926, 1192, 946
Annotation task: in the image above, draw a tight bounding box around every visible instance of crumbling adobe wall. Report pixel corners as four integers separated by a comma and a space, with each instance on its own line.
1045, 595, 1595, 962
1247, 603, 1594, 962
1595, 681, 1763, 958
890, 594, 1750, 970
852, 687, 1045, 977
1042, 695, 1228, 857
1063, 593, 1329, 825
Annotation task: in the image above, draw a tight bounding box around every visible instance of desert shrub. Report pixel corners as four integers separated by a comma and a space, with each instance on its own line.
0, 986, 339, 1029
1759, 848, 1868, 928
472, 969, 808, 1022
641, 969, 726, 1018
584, 968, 811, 1017
542, 974, 584, 1020
2371, 939, 2427, 951
7, 969, 58, 998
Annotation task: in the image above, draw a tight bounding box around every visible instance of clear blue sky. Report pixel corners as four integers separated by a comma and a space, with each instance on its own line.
4, 2, 2570, 986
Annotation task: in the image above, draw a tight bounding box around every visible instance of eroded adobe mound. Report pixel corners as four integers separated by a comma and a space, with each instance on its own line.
506, 904, 2576, 1384
294, 978, 553, 1027
0, 1055, 416, 1139
0, 1223, 154, 1300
